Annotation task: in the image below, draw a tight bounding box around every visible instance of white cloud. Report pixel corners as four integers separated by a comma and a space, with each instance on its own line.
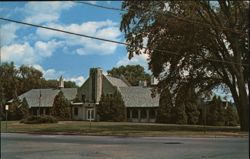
2, 40, 62, 65
24, 1, 75, 24
36, 20, 121, 55
2, 42, 38, 65
35, 40, 64, 57
66, 76, 85, 86
1, 23, 21, 45
32, 64, 64, 80
32, 64, 85, 86
117, 53, 149, 71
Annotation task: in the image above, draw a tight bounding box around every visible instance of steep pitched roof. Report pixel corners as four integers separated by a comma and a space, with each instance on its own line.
105, 76, 128, 87
119, 87, 159, 107
18, 88, 77, 108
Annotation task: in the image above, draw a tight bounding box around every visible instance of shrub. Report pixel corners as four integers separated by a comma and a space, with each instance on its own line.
20, 115, 58, 124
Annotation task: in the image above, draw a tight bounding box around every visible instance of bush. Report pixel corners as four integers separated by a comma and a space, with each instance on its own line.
20, 115, 58, 124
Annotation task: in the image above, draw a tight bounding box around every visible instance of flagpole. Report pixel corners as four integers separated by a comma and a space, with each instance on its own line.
39, 89, 41, 116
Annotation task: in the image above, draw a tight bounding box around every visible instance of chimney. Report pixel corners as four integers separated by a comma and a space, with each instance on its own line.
151, 76, 158, 86
89, 68, 103, 104
138, 80, 147, 87
59, 75, 64, 89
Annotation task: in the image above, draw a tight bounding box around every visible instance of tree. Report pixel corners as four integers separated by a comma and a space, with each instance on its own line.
156, 88, 173, 123
8, 98, 22, 120
171, 102, 187, 124
224, 104, 239, 126
51, 91, 71, 120
120, 1, 249, 131
107, 65, 151, 86
97, 91, 126, 122
19, 97, 30, 119
207, 96, 225, 126
185, 88, 200, 125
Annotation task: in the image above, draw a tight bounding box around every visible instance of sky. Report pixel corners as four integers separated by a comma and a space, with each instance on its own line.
0, 1, 149, 86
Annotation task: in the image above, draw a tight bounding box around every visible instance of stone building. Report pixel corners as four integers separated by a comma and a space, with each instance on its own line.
13, 68, 159, 122
71, 68, 159, 122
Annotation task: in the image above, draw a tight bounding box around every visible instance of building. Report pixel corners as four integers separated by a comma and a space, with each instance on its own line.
14, 68, 160, 122
13, 76, 77, 116
71, 68, 159, 122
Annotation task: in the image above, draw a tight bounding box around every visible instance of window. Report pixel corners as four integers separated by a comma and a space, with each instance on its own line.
141, 109, 147, 119
132, 109, 138, 118
87, 109, 94, 120
74, 107, 78, 116
82, 94, 86, 102
149, 109, 156, 119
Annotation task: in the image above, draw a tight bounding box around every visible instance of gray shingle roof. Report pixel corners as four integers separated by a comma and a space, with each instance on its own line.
18, 88, 77, 108
119, 87, 159, 107
105, 76, 128, 87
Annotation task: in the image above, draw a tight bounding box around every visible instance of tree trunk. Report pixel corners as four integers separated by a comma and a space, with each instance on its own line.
236, 75, 249, 131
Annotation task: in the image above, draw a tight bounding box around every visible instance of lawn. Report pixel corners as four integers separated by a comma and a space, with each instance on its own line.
0, 121, 246, 137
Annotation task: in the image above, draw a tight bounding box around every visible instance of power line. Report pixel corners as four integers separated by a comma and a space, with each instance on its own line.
74, 1, 246, 36
74, 1, 126, 12
0, 17, 248, 66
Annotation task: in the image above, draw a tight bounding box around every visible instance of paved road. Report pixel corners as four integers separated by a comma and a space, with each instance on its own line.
1, 133, 249, 159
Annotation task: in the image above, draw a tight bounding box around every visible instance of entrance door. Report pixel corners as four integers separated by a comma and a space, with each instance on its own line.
86, 109, 94, 120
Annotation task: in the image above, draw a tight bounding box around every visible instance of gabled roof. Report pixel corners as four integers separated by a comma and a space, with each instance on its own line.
105, 76, 128, 87
18, 88, 77, 108
119, 87, 159, 107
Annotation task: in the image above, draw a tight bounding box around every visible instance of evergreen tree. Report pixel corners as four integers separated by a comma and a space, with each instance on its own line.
185, 88, 200, 125
52, 91, 71, 120
207, 96, 225, 126
172, 103, 187, 124
224, 105, 238, 126
157, 88, 173, 123
97, 91, 126, 122
19, 97, 30, 119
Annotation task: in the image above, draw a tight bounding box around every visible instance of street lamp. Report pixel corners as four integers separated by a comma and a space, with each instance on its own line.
5, 104, 8, 133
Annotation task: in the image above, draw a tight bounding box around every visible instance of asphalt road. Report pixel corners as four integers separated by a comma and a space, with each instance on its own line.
1, 133, 249, 159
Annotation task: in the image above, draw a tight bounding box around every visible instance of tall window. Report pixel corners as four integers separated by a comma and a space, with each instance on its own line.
74, 107, 78, 116
82, 94, 86, 103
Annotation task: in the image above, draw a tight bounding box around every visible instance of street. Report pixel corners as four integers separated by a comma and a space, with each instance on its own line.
1, 133, 249, 159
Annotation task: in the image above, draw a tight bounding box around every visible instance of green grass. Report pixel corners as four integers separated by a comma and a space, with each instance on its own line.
0, 121, 246, 137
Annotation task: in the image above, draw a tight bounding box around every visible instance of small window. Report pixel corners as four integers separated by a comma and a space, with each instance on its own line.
132, 109, 138, 118
149, 109, 156, 119
141, 109, 147, 119
82, 94, 86, 102
74, 107, 78, 116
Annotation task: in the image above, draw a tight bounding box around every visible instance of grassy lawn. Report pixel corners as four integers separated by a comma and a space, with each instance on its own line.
0, 121, 247, 137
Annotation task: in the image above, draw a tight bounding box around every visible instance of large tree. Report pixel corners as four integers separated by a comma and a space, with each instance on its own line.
120, 1, 249, 131
107, 65, 151, 86
51, 91, 71, 120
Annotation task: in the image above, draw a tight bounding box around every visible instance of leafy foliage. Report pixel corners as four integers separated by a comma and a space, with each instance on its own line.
51, 91, 71, 120
97, 91, 126, 122
157, 88, 173, 123
107, 65, 150, 86
120, 1, 249, 130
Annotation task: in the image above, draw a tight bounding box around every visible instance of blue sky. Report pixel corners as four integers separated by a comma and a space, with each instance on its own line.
0, 1, 149, 86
